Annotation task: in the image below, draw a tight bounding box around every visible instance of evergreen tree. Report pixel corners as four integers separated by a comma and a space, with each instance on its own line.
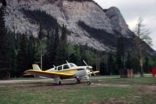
107, 53, 115, 75
95, 50, 100, 72
0, 3, 6, 68
79, 45, 88, 63
126, 52, 132, 69
38, 24, 46, 40
69, 45, 81, 65
0, 1, 13, 79
52, 25, 60, 65
100, 54, 108, 75
116, 37, 125, 70
56, 25, 68, 65
27, 35, 36, 68
61, 25, 68, 62
7, 31, 17, 77
16, 34, 29, 77
144, 56, 150, 73
44, 30, 55, 68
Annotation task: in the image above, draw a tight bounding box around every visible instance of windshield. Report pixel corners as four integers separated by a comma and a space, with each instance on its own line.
69, 63, 77, 68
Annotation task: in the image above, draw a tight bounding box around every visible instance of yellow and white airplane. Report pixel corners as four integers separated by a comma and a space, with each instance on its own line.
24, 61, 99, 85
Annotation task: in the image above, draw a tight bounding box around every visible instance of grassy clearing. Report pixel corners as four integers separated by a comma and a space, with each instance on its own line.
0, 77, 156, 104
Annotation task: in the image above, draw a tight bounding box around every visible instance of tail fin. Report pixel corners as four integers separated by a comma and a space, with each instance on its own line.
32, 64, 41, 70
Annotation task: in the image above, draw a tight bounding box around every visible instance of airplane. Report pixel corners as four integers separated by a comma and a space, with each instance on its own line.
24, 61, 99, 85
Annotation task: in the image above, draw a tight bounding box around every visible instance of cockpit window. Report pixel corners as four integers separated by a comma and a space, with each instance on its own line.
63, 64, 69, 69
58, 66, 62, 70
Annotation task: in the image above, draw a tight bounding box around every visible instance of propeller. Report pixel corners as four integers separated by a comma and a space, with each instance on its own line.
83, 60, 96, 76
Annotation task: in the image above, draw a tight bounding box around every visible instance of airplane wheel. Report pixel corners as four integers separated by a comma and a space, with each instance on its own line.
77, 79, 81, 84
59, 81, 61, 85
87, 81, 91, 85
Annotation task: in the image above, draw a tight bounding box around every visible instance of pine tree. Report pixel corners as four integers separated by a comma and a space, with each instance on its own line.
0, 2, 6, 60
69, 45, 81, 65
56, 25, 68, 65
52, 25, 60, 65
126, 52, 133, 70
16, 34, 29, 77
144, 56, 150, 73
27, 35, 36, 68
107, 53, 115, 75
0, 1, 13, 79
0, 4, 7, 68
6, 31, 17, 77
116, 37, 125, 70
44, 30, 55, 68
60, 25, 68, 62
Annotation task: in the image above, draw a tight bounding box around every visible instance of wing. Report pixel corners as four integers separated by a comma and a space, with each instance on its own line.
25, 70, 75, 79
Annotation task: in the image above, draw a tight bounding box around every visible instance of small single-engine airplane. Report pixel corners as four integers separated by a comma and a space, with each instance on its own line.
24, 61, 99, 85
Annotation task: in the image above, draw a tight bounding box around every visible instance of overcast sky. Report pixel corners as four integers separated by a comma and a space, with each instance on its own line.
93, 0, 156, 51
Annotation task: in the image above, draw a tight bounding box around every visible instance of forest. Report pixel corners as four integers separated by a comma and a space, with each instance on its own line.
0, 1, 156, 79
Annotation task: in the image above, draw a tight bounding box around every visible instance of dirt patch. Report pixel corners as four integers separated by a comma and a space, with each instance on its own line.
137, 86, 156, 93
91, 83, 133, 88
89, 100, 126, 104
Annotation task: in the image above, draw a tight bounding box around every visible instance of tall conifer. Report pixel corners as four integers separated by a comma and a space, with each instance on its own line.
16, 34, 29, 77
0, 0, 12, 78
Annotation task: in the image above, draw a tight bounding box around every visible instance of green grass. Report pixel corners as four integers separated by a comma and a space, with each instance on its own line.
0, 77, 156, 104
93, 77, 156, 86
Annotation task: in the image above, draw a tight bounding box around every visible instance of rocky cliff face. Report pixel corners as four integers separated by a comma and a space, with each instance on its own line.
104, 7, 131, 37
2, 0, 155, 54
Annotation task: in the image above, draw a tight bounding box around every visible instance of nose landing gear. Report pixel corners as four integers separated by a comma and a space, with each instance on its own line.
76, 79, 81, 84
87, 81, 91, 85
76, 76, 91, 85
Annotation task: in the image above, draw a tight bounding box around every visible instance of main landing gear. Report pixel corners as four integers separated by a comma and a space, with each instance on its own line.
76, 79, 81, 84
54, 77, 62, 85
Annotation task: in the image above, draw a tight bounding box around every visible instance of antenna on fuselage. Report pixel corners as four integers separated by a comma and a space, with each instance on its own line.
53, 65, 56, 68
66, 60, 69, 64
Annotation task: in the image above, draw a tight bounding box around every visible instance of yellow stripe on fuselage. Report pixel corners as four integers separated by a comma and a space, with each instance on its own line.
59, 69, 78, 74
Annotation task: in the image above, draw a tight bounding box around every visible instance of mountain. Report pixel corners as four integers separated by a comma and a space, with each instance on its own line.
2, 0, 156, 55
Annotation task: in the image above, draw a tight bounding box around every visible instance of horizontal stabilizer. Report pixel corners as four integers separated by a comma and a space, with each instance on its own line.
90, 71, 100, 75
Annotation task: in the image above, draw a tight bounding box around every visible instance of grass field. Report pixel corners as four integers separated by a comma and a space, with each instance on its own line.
0, 76, 156, 104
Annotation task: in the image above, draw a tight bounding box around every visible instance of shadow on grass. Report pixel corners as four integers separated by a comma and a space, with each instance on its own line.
16, 81, 89, 89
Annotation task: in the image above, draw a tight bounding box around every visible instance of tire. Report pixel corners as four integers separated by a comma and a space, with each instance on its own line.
87, 81, 91, 85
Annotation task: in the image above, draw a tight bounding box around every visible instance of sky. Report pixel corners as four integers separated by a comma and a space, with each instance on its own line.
93, 0, 156, 51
